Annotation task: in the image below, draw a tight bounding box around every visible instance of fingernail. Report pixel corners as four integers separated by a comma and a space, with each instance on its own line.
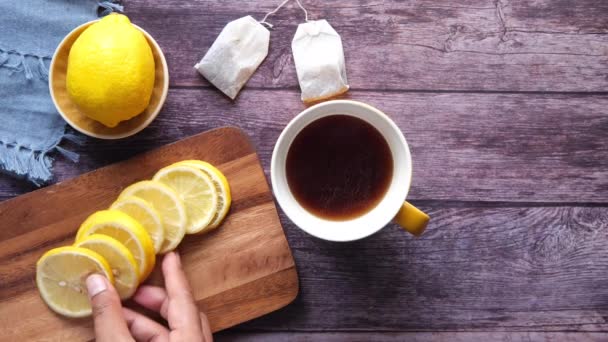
86, 274, 107, 298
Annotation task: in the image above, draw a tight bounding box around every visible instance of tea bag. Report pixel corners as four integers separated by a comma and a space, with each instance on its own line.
194, 16, 270, 99
259, 0, 349, 103
292, 19, 349, 103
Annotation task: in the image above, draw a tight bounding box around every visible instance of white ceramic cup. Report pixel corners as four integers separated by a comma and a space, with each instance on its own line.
271, 100, 428, 242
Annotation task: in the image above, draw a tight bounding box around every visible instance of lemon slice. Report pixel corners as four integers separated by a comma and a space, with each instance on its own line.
76, 210, 156, 282
118, 181, 187, 253
36, 246, 114, 318
111, 196, 164, 254
153, 165, 218, 234
173, 160, 231, 229
75, 234, 139, 299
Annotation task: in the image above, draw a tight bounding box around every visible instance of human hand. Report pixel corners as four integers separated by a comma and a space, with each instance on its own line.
86, 251, 213, 342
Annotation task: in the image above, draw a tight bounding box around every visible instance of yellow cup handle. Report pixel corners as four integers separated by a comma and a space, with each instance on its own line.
394, 201, 430, 236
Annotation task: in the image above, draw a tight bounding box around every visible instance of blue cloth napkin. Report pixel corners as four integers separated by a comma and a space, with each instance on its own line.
0, 0, 123, 185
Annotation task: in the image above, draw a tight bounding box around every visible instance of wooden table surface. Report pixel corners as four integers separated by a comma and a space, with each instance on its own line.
2, 1, 608, 341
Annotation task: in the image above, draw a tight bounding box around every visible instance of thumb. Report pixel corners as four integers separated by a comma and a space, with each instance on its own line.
86, 274, 133, 342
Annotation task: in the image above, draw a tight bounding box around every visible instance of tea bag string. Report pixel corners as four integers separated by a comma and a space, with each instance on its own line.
259, 0, 310, 28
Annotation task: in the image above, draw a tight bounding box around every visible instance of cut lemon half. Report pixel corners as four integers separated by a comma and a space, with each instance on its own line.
75, 234, 139, 299
174, 160, 231, 229
36, 246, 113, 318
76, 210, 156, 282
118, 181, 187, 253
111, 196, 164, 253
153, 165, 218, 234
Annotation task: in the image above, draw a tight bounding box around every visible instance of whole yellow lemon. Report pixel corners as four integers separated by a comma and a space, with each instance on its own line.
67, 14, 155, 128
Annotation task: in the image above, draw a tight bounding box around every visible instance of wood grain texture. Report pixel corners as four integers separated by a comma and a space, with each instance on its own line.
0, 127, 298, 341
126, 0, 608, 91
1, 0, 607, 339
216, 332, 608, 342
233, 205, 608, 332
2, 89, 605, 203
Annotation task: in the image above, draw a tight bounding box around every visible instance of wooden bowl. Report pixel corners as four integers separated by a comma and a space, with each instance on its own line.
49, 20, 169, 139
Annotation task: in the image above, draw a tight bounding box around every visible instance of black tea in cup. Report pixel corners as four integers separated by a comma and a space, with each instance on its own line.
286, 115, 393, 221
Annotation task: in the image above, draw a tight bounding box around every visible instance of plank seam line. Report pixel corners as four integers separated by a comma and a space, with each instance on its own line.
408, 200, 608, 208
223, 328, 608, 333
169, 85, 608, 95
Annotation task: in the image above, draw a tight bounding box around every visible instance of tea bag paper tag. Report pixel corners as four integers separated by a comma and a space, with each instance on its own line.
194, 16, 270, 99
292, 19, 349, 103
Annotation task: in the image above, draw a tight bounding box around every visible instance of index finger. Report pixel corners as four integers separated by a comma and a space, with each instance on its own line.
162, 252, 203, 335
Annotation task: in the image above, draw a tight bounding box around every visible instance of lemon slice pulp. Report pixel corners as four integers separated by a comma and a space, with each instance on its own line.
153, 165, 218, 234
76, 210, 155, 281
118, 181, 187, 253
111, 196, 165, 254
75, 234, 139, 299
36, 246, 114, 318
173, 160, 231, 229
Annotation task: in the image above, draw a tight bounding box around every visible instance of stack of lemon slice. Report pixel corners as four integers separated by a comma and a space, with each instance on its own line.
36, 160, 231, 317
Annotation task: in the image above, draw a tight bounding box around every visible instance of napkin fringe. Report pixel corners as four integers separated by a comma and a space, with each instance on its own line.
98, 1, 124, 16
0, 129, 83, 186
0, 51, 9, 67
37, 56, 49, 81
0, 0, 123, 81
0, 143, 51, 186
0, 48, 51, 81
0, 1, 122, 186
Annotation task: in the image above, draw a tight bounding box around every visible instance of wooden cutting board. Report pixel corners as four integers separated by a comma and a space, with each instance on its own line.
0, 127, 298, 341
